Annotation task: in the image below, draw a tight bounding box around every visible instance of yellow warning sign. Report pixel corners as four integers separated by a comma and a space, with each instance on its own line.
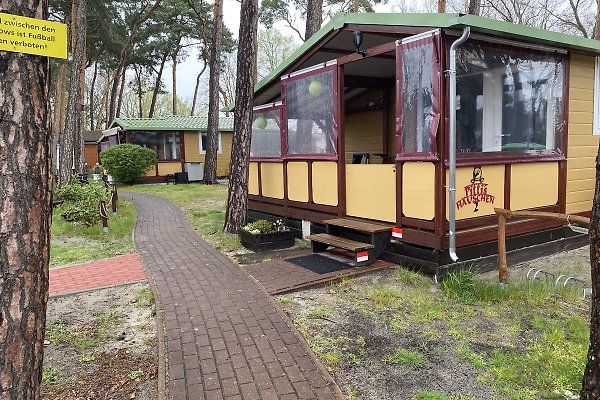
0, 13, 67, 59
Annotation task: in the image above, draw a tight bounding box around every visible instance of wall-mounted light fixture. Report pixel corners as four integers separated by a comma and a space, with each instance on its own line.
353, 31, 367, 57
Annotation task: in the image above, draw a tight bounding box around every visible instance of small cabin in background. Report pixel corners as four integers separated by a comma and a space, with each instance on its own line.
101, 115, 234, 182
83, 130, 102, 167
246, 13, 600, 274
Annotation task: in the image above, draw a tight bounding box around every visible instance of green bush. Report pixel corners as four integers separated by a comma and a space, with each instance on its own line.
56, 182, 108, 226
100, 144, 156, 184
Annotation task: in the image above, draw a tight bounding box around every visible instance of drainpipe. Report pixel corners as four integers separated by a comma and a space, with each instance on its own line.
448, 26, 470, 263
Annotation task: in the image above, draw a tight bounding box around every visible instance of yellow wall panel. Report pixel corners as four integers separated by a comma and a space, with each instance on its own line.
567, 179, 596, 193
568, 168, 596, 181
344, 111, 384, 163
346, 164, 396, 222
446, 165, 504, 220
567, 190, 595, 205
157, 162, 183, 176
569, 88, 594, 101
287, 162, 309, 202
183, 131, 232, 177
570, 99, 594, 113
570, 75, 596, 90
569, 146, 598, 158
249, 162, 259, 195
569, 135, 598, 146
260, 163, 284, 199
312, 162, 338, 206
402, 162, 435, 220
568, 157, 596, 170
145, 165, 157, 177
511, 163, 558, 210
567, 201, 593, 214
568, 124, 593, 135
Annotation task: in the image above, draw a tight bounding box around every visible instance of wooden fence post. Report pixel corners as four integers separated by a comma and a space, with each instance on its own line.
100, 200, 109, 233
111, 185, 118, 214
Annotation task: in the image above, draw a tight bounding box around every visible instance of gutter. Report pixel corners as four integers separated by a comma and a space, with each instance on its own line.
448, 26, 470, 263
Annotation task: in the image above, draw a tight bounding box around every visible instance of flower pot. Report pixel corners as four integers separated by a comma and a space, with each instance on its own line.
239, 229, 295, 252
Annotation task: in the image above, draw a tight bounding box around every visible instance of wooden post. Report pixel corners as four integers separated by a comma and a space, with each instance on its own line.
498, 213, 508, 283
111, 185, 118, 214
100, 200, 109, 233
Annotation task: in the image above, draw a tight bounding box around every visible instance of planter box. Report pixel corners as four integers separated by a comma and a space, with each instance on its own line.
239, 229, 295, 252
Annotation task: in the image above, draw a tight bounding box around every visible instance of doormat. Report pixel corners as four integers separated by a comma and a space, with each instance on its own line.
286, 254, 354, 274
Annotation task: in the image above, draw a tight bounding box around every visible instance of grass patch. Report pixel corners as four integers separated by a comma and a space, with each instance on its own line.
50, 200, 136, 267
382, 348, 426, 368
124, 184, 240, 251
42, 366, 61, 384
413, 390, 448, 400
133, 287, 155, 308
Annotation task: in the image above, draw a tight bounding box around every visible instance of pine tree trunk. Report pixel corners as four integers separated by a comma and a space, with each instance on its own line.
438, 0, 447, 13
305, 0, 323, 39
581, 20, 600, 400
191, 64, 207, 116
52, 60, 68, 172
61, 0, 87, 183
0, 2, 52, 399
116, 68, 126, 118
149, 53, 169, 118
89, 59, 98, 130
172, 51, 178, 115
224, 0, 259, 233
204, 0, 224, 184
467, 0, 480, 15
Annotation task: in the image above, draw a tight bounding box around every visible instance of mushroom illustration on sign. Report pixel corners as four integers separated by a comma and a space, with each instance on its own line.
308, 80, 323, 96
254, 116, 268, 129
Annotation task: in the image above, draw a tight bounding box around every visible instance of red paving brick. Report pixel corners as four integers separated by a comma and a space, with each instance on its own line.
127, 192, 342, 400
49, 253, 146, 296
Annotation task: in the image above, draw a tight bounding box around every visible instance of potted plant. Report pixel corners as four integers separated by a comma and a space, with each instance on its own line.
239, 219, 295, 252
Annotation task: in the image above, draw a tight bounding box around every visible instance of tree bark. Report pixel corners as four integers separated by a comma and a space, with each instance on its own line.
581, 12, 600, 400
52, 59, 68, 173
149, 52, 169, 118
89, 59, 99, 130
61, 0, 87, 183
224, 0, 259, 233
0, 1, 52, 398
191, 63, 207, 116
438, 0, 447, 13
305, 0, 323, 39
467, 0, 481, 15
116, 68, 127, 118
204, 0, 224, 184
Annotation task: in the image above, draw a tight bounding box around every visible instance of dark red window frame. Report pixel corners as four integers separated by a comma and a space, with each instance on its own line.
443, 37, 568, 167
281, 63, 340, 161
250, 103, 284, 162
396, 33, 441, 162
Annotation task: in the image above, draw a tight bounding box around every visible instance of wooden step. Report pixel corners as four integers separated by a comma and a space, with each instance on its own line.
323, 218, 392, 234
306, 234, 374, 252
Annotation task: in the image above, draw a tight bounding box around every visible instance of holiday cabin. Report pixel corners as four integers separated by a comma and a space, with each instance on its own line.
246, 13, 600, 274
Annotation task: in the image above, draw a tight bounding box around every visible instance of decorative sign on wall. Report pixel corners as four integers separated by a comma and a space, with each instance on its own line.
0, 12, 67, 59
456, 166, 496, 212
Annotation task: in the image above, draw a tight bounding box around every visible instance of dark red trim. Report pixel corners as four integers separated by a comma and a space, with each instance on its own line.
445, 155, 566, 167
343, 25, 431, 35
307, 160, 314, 203
337, 65, 346, 217
402, 217, 434, 230
396, 161, 403, 228
257, 162, 263, 196
396, 154, 438, 162
180, 130, 186, 171
435, 32, 448, 238
504, 164, 511, 210
559, 58, 570, 214
337, 41, 396, 65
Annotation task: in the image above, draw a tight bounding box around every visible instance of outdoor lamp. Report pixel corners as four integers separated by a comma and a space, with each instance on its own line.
353, 31, 367, 56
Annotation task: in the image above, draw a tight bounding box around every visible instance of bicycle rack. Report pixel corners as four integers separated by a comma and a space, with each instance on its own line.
526, 268, 555, 285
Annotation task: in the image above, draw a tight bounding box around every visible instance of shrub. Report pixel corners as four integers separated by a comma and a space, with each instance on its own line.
55, 182, 108, 226
242, 219, 287, 234
100, 144, 156, 184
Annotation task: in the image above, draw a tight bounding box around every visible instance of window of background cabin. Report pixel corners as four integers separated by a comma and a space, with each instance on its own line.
199, 132, 222, 154
282, 67, 337, 158
251, 106, 282, 159
454, 42, 564, 157
129, 131, 181, 160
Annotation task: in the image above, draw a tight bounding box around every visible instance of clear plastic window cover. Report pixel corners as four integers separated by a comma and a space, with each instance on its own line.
284, 70, 336, 155
455, 42, 564, 155
251, 109, 282, 158
401, 42, 434, 153
129, 130, 180, 160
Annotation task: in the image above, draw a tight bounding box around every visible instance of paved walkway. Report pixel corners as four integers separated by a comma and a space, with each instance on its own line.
128, 193, 341, 400
49, 253, 146, 297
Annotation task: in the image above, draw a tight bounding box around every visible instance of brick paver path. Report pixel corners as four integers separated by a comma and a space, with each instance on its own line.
49, 253, 146, 297
129, 193, 340, 400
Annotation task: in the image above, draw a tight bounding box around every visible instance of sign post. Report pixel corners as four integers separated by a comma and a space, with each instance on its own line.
0, 12, 67, 59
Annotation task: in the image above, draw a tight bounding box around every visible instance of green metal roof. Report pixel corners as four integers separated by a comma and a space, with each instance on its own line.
223, 12, 600, 111
109, 115, 235, 132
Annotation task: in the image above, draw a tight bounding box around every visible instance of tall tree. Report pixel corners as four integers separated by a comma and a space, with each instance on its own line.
0, 1, 52, 398
60, 0, 87, 184
257, 28, 298, 80
224, 0, 259, 233
305, 0, 323, 38
467, 0, 481, 15
581, 6, 600, 398
204, 0, 224, 184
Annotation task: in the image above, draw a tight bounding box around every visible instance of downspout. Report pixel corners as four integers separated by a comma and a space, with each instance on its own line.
448, 26, 470, 263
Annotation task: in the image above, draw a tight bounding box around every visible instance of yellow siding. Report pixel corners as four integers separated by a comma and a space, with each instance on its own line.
346, 164, 396, 222
511, 163, 558, 210
287, 162, 309, 202
567, 53, 598, 214
260, 162, 284, 199
249, 162, 259, 195
447, 165, 505, 220
344, 111, 384, 163
157, 162, 183, 175
402, 162, 435, 220
312, 162, 338, 206
183, 131, 233, 177
144, 164, 157, 177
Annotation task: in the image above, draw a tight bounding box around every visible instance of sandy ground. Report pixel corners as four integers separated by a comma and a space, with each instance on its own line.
41, 283, 158, 400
